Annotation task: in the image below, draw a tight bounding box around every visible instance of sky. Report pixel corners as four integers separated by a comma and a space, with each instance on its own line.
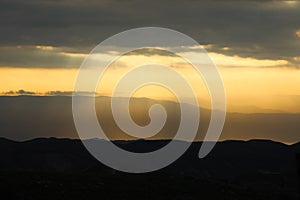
1, 0, 300, 113
1, 0, 300, 142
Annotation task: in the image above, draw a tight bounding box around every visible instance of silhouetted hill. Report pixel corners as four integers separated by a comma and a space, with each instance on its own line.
0, 138, 299, 179
0, 138, 299, 199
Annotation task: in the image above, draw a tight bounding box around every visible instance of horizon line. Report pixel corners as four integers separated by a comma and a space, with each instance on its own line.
0, 136, 297, 146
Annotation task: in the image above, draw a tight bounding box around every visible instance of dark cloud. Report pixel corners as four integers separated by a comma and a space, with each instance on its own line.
46, 91, 74, 96
16, 90, 36, 95
3, 90, 37, 95
1, 90, 98, 96
126, 48, 178, 57
0, 46, 84, 68
47, 91, 97, 96
0, 0, 299, 67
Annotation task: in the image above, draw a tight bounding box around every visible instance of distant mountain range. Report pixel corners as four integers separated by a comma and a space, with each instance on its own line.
1, 96, 300, 143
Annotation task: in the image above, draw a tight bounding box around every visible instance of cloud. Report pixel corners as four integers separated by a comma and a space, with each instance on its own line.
0, 0, 299, 68
0, 44, 291, 69
207, 52, 290, 68
296, 29, 300, 38
47, 91, 97, 96
1, 90, 99, 96
0, 45, 85, 68
46, 91, 74, 96
126, 48, 178, 57
16, 90, 36, 95
3, 89, 37, 95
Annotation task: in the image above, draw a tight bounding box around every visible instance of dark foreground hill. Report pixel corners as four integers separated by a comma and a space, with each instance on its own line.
0, 138, 300, 199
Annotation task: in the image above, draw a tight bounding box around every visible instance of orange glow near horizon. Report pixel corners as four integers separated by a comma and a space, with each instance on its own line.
1, 50, 300, 113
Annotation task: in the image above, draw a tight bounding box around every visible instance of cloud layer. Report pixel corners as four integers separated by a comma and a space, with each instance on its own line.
0, 0, 299, 68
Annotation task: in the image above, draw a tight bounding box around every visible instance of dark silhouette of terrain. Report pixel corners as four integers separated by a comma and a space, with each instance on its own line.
0, 138, 299, 199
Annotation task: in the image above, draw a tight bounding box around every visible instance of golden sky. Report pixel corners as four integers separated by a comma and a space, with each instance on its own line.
1, 45, 300, 113
0, 0, 299, 114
